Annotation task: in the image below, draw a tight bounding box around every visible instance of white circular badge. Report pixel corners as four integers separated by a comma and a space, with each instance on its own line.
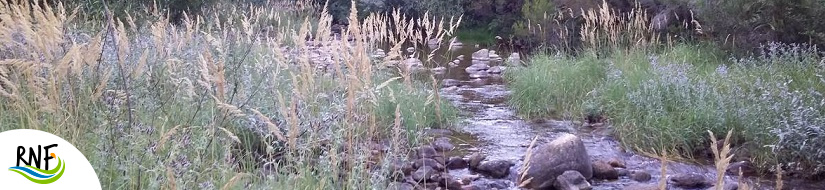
0, 129, 102, 189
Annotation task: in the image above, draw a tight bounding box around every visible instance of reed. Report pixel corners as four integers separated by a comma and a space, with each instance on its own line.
0, 0, 459, 189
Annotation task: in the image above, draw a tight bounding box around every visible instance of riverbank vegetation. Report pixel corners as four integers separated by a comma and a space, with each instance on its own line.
0, 0, 458, 189
506, 1, 825, 179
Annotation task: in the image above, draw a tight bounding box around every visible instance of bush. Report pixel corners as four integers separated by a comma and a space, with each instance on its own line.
695, 0, 825, 50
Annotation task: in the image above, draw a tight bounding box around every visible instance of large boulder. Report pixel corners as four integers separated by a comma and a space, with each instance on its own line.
521, 133, 593, 189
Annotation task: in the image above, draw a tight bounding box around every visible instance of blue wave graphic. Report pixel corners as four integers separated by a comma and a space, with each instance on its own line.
8, 166, 55, 179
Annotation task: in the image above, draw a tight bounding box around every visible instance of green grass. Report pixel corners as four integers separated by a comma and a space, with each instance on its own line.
455, 27, 497, 45
505, 52, 606, 119
507, 43, 825, 177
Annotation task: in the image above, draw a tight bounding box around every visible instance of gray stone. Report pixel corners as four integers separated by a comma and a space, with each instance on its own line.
440, 176, 463, 190
670, 173, 712, 189
554, 170, 593, 190
468, 153, 485, 169
412, 166, 436, 182
432, 137, 455, 152
446, 156, 469, 170
630, 170, 652, 182
521, 133, 593, 189
461, 184, 483, 190
487, 66, 503, 74
707, 183, 739, 190
476, 160, 514, 179
414, 158, 445, 171
415, 145, 439, 159
472, 49, 490, 61
608, 158, 626, 168
622, 183, 660, 190
592, 160, 619, 180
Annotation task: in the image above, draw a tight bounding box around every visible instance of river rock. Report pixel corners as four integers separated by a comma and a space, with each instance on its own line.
726, 161, 756, 176
608, 158, 626, 168
412, 166, 437, 182
487, 180, 509, 189
592, 160, 619, 180
461, 184, 483, 190
406, 47, 415, 53
469, 72, 489, 79
442, 79, 461, 88
670, 173, 712, 189
629, 170, 652, 182
617, 168, 629, 177
457, 55, 465, 60
475, 160, 514, 178
446, 156, 469, 169
432, 137, 455, 152
415, 145, 439, 159
387, 182, 415, 190
465, 63, 490, 73
622, 183, 660, 190
554, 170, 593, 190
461, 175, 480, 185
414, 158, 445, 171
487, 66, 503, 74
521, 133, 593, 189
440, 176, 463, 190
434, 156, 447, 166
472, 49, 490, 61
707, 183, 738, 190
468, 153, 486, 169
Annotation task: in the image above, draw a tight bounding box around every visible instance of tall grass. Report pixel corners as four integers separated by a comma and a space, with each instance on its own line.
0, 0, 459, 189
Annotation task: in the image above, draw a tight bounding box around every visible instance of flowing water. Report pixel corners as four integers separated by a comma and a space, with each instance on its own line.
406, 43, 824, 190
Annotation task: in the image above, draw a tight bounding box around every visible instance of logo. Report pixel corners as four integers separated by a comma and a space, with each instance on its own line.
0, 129, 101, 190
9, 144, 66, 184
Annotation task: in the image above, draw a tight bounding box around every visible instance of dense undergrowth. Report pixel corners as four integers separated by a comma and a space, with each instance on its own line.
0, 0, 458, 189
506, 2, 825, 178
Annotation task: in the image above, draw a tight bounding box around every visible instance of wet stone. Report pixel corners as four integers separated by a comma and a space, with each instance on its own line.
446, 156, 469, 170
592, 160, 619, 180
468, 153, 486, 169
414, 158, 445, 171
440, 176, 463, 190
475, 160, 514, 179
608, 158, 626, 168
707, 183, 738, 190
670, 173, 712, 189
487, 180, 509, 189
461, 184, 483, 190
629, 170, 652, 182
416, 145, 439, 159
554, 170, 593, 190
461, 175, 480, 185
432, 137, 455, 152
622, 183, 659, 190
412, 166, 437, 182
